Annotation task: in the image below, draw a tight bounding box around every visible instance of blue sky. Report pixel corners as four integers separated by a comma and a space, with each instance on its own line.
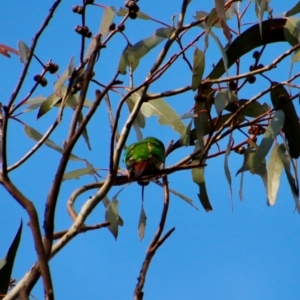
1, 1, 300, 299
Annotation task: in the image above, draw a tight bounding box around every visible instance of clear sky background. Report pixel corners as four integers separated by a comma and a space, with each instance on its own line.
1, 1, 300, 299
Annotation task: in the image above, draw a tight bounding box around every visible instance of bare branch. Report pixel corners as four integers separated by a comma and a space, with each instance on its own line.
0, 175, 54, 300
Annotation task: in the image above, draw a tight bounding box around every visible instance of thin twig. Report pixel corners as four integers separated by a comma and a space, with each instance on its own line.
134, 176, 174, 300
8, 121, 58, 172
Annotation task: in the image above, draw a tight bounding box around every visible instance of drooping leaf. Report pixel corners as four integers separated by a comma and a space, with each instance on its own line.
138, 204, 147, 241
130, 35, 165, 59
256, 0, 272, 37
191, 48, 205, 91
130, 91, 186, 135
286, 2, 300, 17
252, 110, 284, 165
194, 10, 229, 75
0, 221, 22, 298
214, 0, 231, 42
62, 167, 99, 181
155, 27, 175, 38
54, 56, 75, 97
270, 82, 300, 158
117, 44, 140, 75
102, 197, 124, 227
239, 171, 244, 200
192, 166, 212, 212
37, 93, 61, 119
191, 143, 212, 212
277, 144, 300, 212
236, 143, 266, 176
284, 17, 300, 47
99, 6, 116, 36
126, 97, 145, 141
237, 144, 268, 202
224, 131, 233, 199
24, 125, 82, 161
105, 198, 119, 239
17, 41, 30, 64
179, 120, 193, 147
267, 142, 284, 206
77, 111, 92, 150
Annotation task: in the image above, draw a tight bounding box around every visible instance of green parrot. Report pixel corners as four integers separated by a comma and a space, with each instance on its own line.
124, 137, 165, 186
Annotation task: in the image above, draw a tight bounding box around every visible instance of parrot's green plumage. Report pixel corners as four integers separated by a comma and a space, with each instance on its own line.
124, 137, 165, 186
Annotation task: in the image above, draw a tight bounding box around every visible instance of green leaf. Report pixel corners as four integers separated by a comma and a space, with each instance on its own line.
105, 198, 119, 240
118, 44, 140, 75
99, 6, 115, 36
54, 56, 75, 97
267, 142, 284, 206
17, 41, 30, 64
215, 90, 238, 115
225, 99, 269, 117
0, 221, 22, 298
237, 144, 268, 201
126, 97, 145, 141
24, 95, 47, 112
130, 35, 165, 60
155, 27, 175, 38
284, 17, 300, 47
224, 131, 233, 199
252, 110, 284, 165
191, 143, 212, 212
138, 204, 147, 241
130, 91, 186, 135
102, 197, 124, 226
277, 144, 300, 212
239, 171, 244, 200
24, 125, 82, 161
62, 167, 99, 181
270, 82, 300, 158
37, 93, 60, 119
256, 0, 271, 37
236, 143, 267, 176
191, 48, 205, 91
286, 2, 300, 17
179, 120, 193, 147
77, 111, 92, 150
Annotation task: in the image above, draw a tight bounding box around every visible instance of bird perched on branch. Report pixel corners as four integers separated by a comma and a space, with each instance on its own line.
124, 137, 165, 186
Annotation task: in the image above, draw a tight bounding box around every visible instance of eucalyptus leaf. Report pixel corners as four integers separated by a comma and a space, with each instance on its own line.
138, 204, 147, 241
17, 41, 30, 64
191, 48, 205, 91
277, 144, 300, 212
62, 167, 99, 181
252, 110, 284, 165
0, 221, 22, 297
54, 56, 75, 97
24, 125, 82, 161
286, 2, 300, 17
267, 142, 284, 206
224, 131, 233, 199
99, 6, 115, 36
105, 198, 119, 240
